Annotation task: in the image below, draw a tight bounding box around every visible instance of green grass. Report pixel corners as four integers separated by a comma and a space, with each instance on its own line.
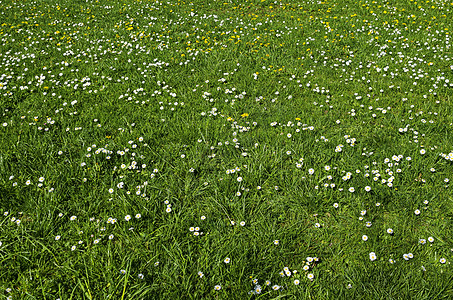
0, 0, 453, 298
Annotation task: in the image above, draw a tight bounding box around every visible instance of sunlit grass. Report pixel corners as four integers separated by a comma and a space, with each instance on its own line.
0, 0, 452, 298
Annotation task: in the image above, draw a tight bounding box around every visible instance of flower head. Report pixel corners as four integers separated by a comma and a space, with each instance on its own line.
255, 285, 262, 294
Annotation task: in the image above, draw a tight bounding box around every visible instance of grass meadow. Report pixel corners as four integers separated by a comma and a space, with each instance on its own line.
0, 0, 453, 298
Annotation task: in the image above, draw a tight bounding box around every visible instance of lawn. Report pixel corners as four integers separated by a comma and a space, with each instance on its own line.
0, 0, 452, 299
